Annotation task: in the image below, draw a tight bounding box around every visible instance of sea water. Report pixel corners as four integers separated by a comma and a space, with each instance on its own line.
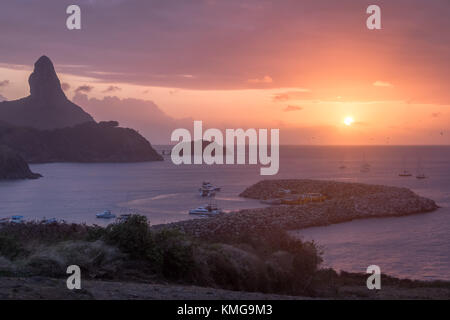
0, 146, 448, 280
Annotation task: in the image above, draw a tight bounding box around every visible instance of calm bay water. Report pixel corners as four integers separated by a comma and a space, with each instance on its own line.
0, 145, 449, 280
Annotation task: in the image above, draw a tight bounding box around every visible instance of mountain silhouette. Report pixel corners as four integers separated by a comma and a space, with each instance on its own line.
0, 56, 94, 129
0, 56, 163, 164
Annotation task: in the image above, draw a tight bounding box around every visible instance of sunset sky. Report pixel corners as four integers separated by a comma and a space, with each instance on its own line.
0, 0, 448, 145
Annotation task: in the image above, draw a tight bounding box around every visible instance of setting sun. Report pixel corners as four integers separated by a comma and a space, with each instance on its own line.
344, 116, 354, 126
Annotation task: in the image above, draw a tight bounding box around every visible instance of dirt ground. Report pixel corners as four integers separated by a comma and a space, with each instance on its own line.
1, 276, 449, 300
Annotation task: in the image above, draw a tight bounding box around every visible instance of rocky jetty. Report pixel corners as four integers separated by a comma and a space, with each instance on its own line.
156, 180, 439, 241
0, 56, 94, 130
0, 146, 41, 179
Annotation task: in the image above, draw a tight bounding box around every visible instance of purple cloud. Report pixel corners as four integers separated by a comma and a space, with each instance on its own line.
0, 0, 447, 103
102, 85, 121, 93
75, 85, 94, 94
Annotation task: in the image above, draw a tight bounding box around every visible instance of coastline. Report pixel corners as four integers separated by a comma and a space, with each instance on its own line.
0, 179, 448, 300
155, 179, 439, 241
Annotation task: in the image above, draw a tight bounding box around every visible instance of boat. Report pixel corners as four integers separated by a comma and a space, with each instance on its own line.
11, 215, 24, 224
338, 159, 347, 169
416, 158, 427, 179
161, 150, 172, 156
189, 204, 223, 216
0, 216, 23, 224
360, 153, 371, 173
360, 163, 370, 173
399, 170, 413, 177
398, 155, 412, 177
41, 217, 58, 224
199, 181, 221, 197
96, 210, 116, 219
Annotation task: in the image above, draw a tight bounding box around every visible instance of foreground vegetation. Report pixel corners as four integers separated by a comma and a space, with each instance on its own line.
1, 215, 449, 298
0, 215, 323, 296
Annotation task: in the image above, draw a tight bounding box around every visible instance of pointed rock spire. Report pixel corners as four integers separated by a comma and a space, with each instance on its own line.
28, 55, 66, 102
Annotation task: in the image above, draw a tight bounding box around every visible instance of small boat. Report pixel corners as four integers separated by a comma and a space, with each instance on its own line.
189, 204, 222, 216
360, 153, 371, 173
398, 156, 412, 177
161, 150, 172, 156
96, 210, 116, 219
416, 158, 427, 179
399, 170, 412, 177
11, 215, 24, 224
0, 216, 22, 224
199, 181, 221, 197
360, 163, 370, 173
41, 217, 58, 224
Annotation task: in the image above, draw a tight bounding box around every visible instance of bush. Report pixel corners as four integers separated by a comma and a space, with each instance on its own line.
0, 234, 28, 260
153, 229, 194, 279
104, 215, 155, 259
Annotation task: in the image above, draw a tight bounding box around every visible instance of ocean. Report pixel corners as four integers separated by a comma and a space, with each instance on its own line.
0, 145, 449, 281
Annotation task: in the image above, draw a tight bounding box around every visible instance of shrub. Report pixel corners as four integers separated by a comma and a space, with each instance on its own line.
103, 215, 155, 259
0, 234, 28, 260
153, 229, 194, 280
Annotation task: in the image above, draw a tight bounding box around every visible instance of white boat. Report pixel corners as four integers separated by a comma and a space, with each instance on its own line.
199, 181, 221, 197
41, 218, 58, 224
0, 216, 24, 224
189, 204, 222, 216
96, 210, 116, 219
11, 216, 24, 224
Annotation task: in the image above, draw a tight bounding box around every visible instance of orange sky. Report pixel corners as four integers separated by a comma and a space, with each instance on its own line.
0, 0, 448, 145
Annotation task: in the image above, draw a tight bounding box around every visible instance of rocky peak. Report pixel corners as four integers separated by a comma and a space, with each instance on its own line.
0, 55, 95, 130
28, 55, 66, 103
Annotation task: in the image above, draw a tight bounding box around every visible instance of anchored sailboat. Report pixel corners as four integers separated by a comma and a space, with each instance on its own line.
416, 158, 427, 179
399, 156, 412, 177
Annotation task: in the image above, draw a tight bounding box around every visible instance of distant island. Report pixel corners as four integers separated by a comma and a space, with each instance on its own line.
0, 145, 41, 180
0, 56, 162, 179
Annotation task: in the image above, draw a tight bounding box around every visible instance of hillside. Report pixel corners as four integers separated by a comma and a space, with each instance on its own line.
0, 121, 163, 163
